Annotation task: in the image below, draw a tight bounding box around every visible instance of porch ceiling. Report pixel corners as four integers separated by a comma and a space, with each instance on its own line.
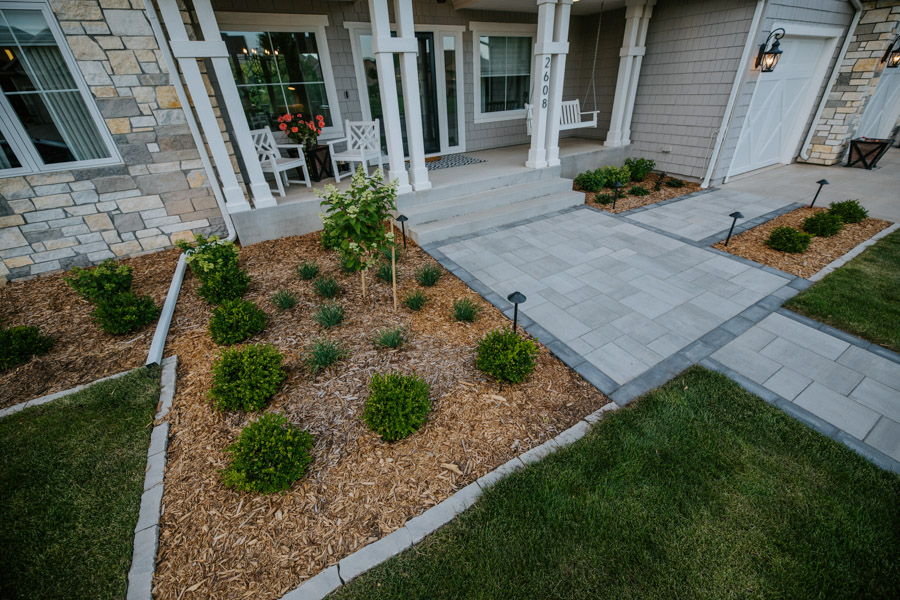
454, 0, 626, 14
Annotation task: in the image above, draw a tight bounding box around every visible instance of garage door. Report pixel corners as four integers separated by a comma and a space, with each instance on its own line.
857, 69, 900, 139
729, 36, 827, 177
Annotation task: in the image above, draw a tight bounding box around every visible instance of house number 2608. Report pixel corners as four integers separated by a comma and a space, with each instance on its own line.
541, 56, 550, 108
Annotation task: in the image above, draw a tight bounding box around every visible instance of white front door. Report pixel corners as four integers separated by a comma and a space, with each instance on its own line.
729, 36, 827, 176
857, 69, 900, 139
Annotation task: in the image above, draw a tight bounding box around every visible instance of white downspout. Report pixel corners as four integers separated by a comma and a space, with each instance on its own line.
701, 0, 767, 188
799, 0, 863, 161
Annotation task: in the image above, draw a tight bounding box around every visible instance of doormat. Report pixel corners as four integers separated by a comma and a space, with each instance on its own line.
411, 153, 486, 171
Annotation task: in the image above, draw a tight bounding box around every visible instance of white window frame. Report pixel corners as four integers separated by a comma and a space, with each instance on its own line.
469, 22, 537, 125
216, 12, 343, 139
0, 0, 121, 175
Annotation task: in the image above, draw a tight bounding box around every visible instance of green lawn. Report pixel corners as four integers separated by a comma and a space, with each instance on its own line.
334, 367, 900, 600
785, 229, 900, 351
0, 367, 161, 600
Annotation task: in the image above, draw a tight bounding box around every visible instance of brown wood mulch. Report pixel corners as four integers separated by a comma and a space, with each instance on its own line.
577, 178, 703, 214
713, 207, 892, 279
153, 233, 609, 600
0, 248, 181, 408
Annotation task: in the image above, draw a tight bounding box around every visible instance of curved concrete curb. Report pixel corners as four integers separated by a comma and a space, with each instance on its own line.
810, 223, 899, 282
127, 355, 177, 600
278, 401, 621, 600
0, 367, 137, 420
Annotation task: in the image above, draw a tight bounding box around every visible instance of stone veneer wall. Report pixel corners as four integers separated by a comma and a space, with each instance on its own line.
800, 1, 900, 165
0, 0, 225, 284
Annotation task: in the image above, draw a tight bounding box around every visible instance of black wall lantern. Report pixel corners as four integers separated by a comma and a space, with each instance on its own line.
756, 28, 785, 73
881, 35, 900, 69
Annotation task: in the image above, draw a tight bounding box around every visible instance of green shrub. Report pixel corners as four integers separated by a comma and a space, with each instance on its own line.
271, 289, 297, 311
654, 171, 667, 191
305, 338, 348, 373
375, 326, 405, 349
598, 165, 631, 188
665, 178, 685, 188
296, 260, 320, 280
416, 264, 443, 287
594, 193, 614, 205
196, 266, 251, 304
0, 326, 53, 371
363, 372, 431, 442
404, 290, 428, 311
376, 263, 394, 284
624, 157, 656, 182
209, 344, 286, 411
313, 275, 341, 299
65, 259, 133, 303
574, 169, 606, 192
209, 299, 267, 345
221, 412, 314, 494
803, 212, 844, 237
314, 302, 344, 329
92, 292, 160, 335
628, 185, 650, 197
476, 328, 539, 384
452, 297, 480, 322
177, 234, 250, 304
766, 227, 812, 253
828, 199, 868, 224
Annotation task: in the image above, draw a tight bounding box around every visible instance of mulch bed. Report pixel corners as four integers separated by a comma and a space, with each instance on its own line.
713, 207, 893, 279
577, 177, 703, 214
0, 249, 180, 409
153, 233, 609, 599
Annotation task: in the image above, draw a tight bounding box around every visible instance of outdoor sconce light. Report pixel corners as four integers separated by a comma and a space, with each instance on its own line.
508, 291, 526, 332
881, 35, 900, 69
810, 179, 829, 208
756, 28, 785, 73
725, 211, 743, 246
612, 182, 623, 210
396, 214, 408, 249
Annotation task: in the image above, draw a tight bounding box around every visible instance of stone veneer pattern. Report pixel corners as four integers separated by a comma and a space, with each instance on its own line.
0, 0, 225, 283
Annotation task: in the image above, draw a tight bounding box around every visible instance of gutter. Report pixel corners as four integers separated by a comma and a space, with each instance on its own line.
143, 0, 238, 366
799, 0, 863, 161
701, 0, 767, 188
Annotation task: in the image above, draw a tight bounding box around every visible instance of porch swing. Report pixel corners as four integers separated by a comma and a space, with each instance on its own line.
525, 4, 603, 135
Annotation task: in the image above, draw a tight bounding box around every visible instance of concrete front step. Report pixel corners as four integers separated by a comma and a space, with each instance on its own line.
410, 190, 584, 246
404, 178, 575, 227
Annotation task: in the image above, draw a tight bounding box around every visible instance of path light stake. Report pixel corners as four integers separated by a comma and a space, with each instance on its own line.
809, 179, 829, 208
390, 221, 398, 311
507, 291, 526, 333
396, 214, 409, 249
725, 211, 744, 246
612, 182, 623, 210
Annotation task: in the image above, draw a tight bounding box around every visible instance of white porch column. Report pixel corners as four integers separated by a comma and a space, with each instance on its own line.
604, 0, 652, 148
394, 0, 431, 191
368, 0, 412, 194
621, 0, 654, 145
543, 0, 572, 167
526, 0, 557, 169
155, 0, 252, 212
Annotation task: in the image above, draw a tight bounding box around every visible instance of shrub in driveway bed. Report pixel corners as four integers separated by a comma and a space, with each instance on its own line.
574, 169, 606, 192
65, 259, 133, 302
313, 275, 341, 299
0, 325, 53, 371
375, 326, 406, 349
296, 260, 320, 280
271, 289, 297, 311
624, 157, 655, 182
210, 344, 286, 411
404, 290, 428, 311
665, 178, 685, 188
314, 302, 344, 329
598, 165, 631, 188
476, 328, 539, 384
594, 193, 614, 205
363, 372, 431, 442
222, 412, 314, 494
828, 200, 868, 224
803, 212, 844, 237
416, 263, 443, 287
177, 234, 250, 304
629, 185, 650, 197
452, 297, 480, 322
766, 227, 812, 253
93, 291, 160, 335
209, 299, 268, 345
306, 338, 348, 373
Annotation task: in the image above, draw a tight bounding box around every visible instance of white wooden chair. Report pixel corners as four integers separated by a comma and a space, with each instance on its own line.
327, 119, 383, 182
524, 99, 599, 135
251, 127, 311, 197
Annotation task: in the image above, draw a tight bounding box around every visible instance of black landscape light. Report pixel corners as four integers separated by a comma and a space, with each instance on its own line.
396, 214, 409, 249
756, 28, 785, 73
612, 182, 623, 210
881, 35, 900, 69
725, 211, 744, 246
810, 179, 829, 208
507, 291, 526, 332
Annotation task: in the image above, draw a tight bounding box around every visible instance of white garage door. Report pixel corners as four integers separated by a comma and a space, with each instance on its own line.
729, 36, 827, 177
857, 69, 900, 139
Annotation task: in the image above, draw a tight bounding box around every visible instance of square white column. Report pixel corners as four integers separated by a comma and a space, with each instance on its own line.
526, 0, 558, 169
544, 0, 573, 167
394, 0, 431, 191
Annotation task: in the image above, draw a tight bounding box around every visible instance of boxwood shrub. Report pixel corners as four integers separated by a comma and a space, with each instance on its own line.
65, 259, 133, 303
92, 291, 160, 335
0, 325, 53, 371
177, 234, 250, 304
209, 299, 267, 345
209, 344, 286, 411
222, 412, 314, 494
574, 169, 606, 192
803, 212, 844, 237
624, 157, 655, 182
828, 199, 868, 224
766, 226, 812, 253
363, 372, 431, 442
598, 164, 631, 188
476, 328, 539, 384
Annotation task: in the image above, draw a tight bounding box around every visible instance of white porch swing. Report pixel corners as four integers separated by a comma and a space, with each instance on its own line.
525, 5, 603, 135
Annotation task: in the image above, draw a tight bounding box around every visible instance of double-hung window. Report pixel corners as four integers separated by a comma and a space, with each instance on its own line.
0, 2, 118, 175
471, 23, 535, 123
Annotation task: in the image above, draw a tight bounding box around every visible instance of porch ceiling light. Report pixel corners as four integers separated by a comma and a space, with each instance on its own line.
881, 35, 900, 69
756, 28, 785, 73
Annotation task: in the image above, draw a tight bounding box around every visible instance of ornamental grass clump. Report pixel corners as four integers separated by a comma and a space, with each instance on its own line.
452, 297, 480, 322
375, 326, 405, 349
209, 344, 286, 412
363, 372, 431, 442
209, 299, 267, 345
65, 259, 133, 303
828, 199, 868, 224
296, 260, 320, 280
313, 275, 341, 299
314, 302, 344, 329
416, 264, 442, 287
404, 290, 427, 311
176, 234, 250, 304
305, 338, 348, 373
222, 412, 314, 494
803, 212, 844, 238
766, 226, 812, 253
476, 328, 539, 384
376, 262, 394, 284
271, 289, 298, 311
92, 291, 160, 335
0, 325, 53, 371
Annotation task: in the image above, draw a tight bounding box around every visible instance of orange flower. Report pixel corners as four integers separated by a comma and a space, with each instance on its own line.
316, 115, 325, 124
291, 126, 299, 133
279, 122, 287, 131
284, 114, 292, 122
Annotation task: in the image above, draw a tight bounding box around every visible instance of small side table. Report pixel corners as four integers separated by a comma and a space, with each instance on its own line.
846, 137, 892, 170
303, 145, 353, 182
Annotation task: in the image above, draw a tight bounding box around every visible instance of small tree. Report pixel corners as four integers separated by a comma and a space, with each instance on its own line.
317, 166, 398, 296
